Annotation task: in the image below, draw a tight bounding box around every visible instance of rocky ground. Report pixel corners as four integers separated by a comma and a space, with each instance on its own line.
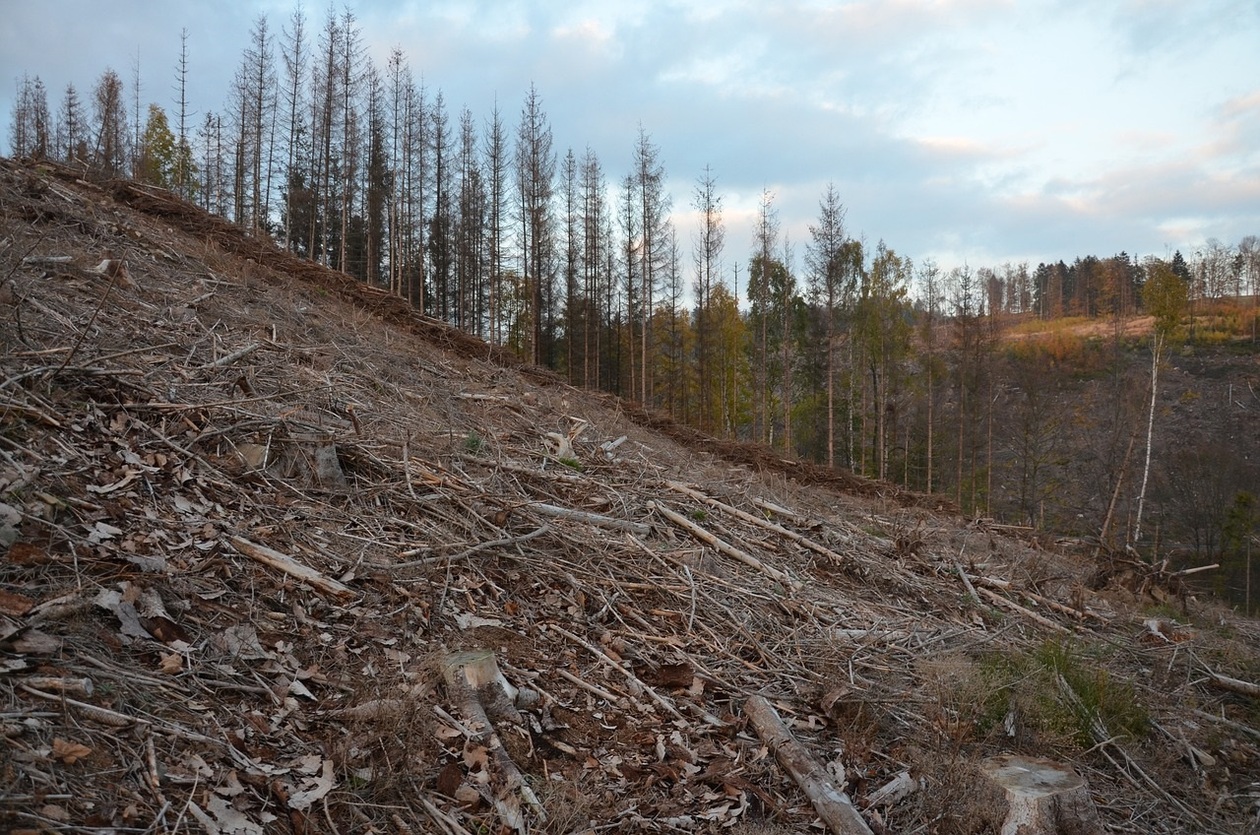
2, 157, 1260, 834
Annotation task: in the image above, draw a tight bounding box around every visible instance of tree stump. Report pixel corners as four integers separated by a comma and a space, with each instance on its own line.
979, 755, 1102, 835
442, 650, 544, 833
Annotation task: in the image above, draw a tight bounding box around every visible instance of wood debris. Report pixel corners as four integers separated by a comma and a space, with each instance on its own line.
1, 156, 1258, 834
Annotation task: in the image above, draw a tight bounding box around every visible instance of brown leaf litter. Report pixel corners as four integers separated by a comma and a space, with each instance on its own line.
2, 156, 1260, 833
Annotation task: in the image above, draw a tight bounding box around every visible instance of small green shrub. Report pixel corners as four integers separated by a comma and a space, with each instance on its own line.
1035, 639, 1148, 745
935, 639, 1148, 754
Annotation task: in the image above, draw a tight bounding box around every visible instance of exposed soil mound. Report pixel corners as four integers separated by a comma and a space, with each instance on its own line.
2, 157, 1259, 834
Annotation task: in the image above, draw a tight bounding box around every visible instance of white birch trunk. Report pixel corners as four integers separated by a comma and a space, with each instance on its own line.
1134, 332, 1161, 544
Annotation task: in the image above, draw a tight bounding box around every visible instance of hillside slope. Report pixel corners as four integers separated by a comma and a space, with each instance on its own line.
2, 157, 1259, 834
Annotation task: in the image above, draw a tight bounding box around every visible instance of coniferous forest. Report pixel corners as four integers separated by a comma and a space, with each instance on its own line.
8, 6, 1259, 608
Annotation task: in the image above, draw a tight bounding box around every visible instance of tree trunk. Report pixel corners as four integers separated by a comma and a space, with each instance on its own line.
1134, 333, 1161, 544
442, 650, 543, 834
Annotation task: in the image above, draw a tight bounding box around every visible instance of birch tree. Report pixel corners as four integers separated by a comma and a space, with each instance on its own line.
1134, 258, 1188, 545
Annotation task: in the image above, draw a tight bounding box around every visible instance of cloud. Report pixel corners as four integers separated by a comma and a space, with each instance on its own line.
4, 0, 1258, 276
1106, 0, 1259, 57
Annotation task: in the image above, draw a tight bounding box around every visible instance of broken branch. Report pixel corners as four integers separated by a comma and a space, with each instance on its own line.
651, 500, 803, 592
229, 535, 356, 600
744, 695, 873, 835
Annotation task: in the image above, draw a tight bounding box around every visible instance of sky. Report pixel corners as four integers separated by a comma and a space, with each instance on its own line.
3, 0, 1259, 283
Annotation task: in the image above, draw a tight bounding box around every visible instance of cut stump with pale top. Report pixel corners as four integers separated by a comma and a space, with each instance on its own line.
979, 754, 1103, 835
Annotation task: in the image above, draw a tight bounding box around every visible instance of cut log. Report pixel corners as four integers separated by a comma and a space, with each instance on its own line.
744, 695, 873, 835
1208, 670, 1260, 698
979, 754, 1102, 835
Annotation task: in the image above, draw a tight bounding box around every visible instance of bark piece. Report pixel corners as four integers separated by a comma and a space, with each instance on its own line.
744, 695, 873, 835
979, 754, 1102, 835
863, 770, 918, 809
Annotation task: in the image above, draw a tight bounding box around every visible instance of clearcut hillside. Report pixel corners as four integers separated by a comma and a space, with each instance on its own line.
2, 157, 1259, 834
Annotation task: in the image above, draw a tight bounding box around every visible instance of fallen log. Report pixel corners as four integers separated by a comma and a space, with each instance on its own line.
529, 501, 652, 537
666, 481, 848, 564
744, 695, 873, 835
1208, 670, 1260, 699
652, 500, 803, 592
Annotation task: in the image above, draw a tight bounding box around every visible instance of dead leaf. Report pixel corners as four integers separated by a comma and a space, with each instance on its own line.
4, 542, 50, 565
93, 588, 151, 640
158, 652, 183, 674
86, 521, 123, 544
294, 753, 323, 775
203, 794, 264, 834
637, 661, 694, 689
284, 677, 316, 700
213, 624, 273, 659
463, 744, 491, 771
286, 758, 335, 810
52, 737, 92, 764
454, 784, 482, 808
437, 761, 464, 797
142, 615, 188, 644
214, 770, 247, 798
0, 588, 35, 616
454, 612, 503, 629
87, 469, 140, 494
